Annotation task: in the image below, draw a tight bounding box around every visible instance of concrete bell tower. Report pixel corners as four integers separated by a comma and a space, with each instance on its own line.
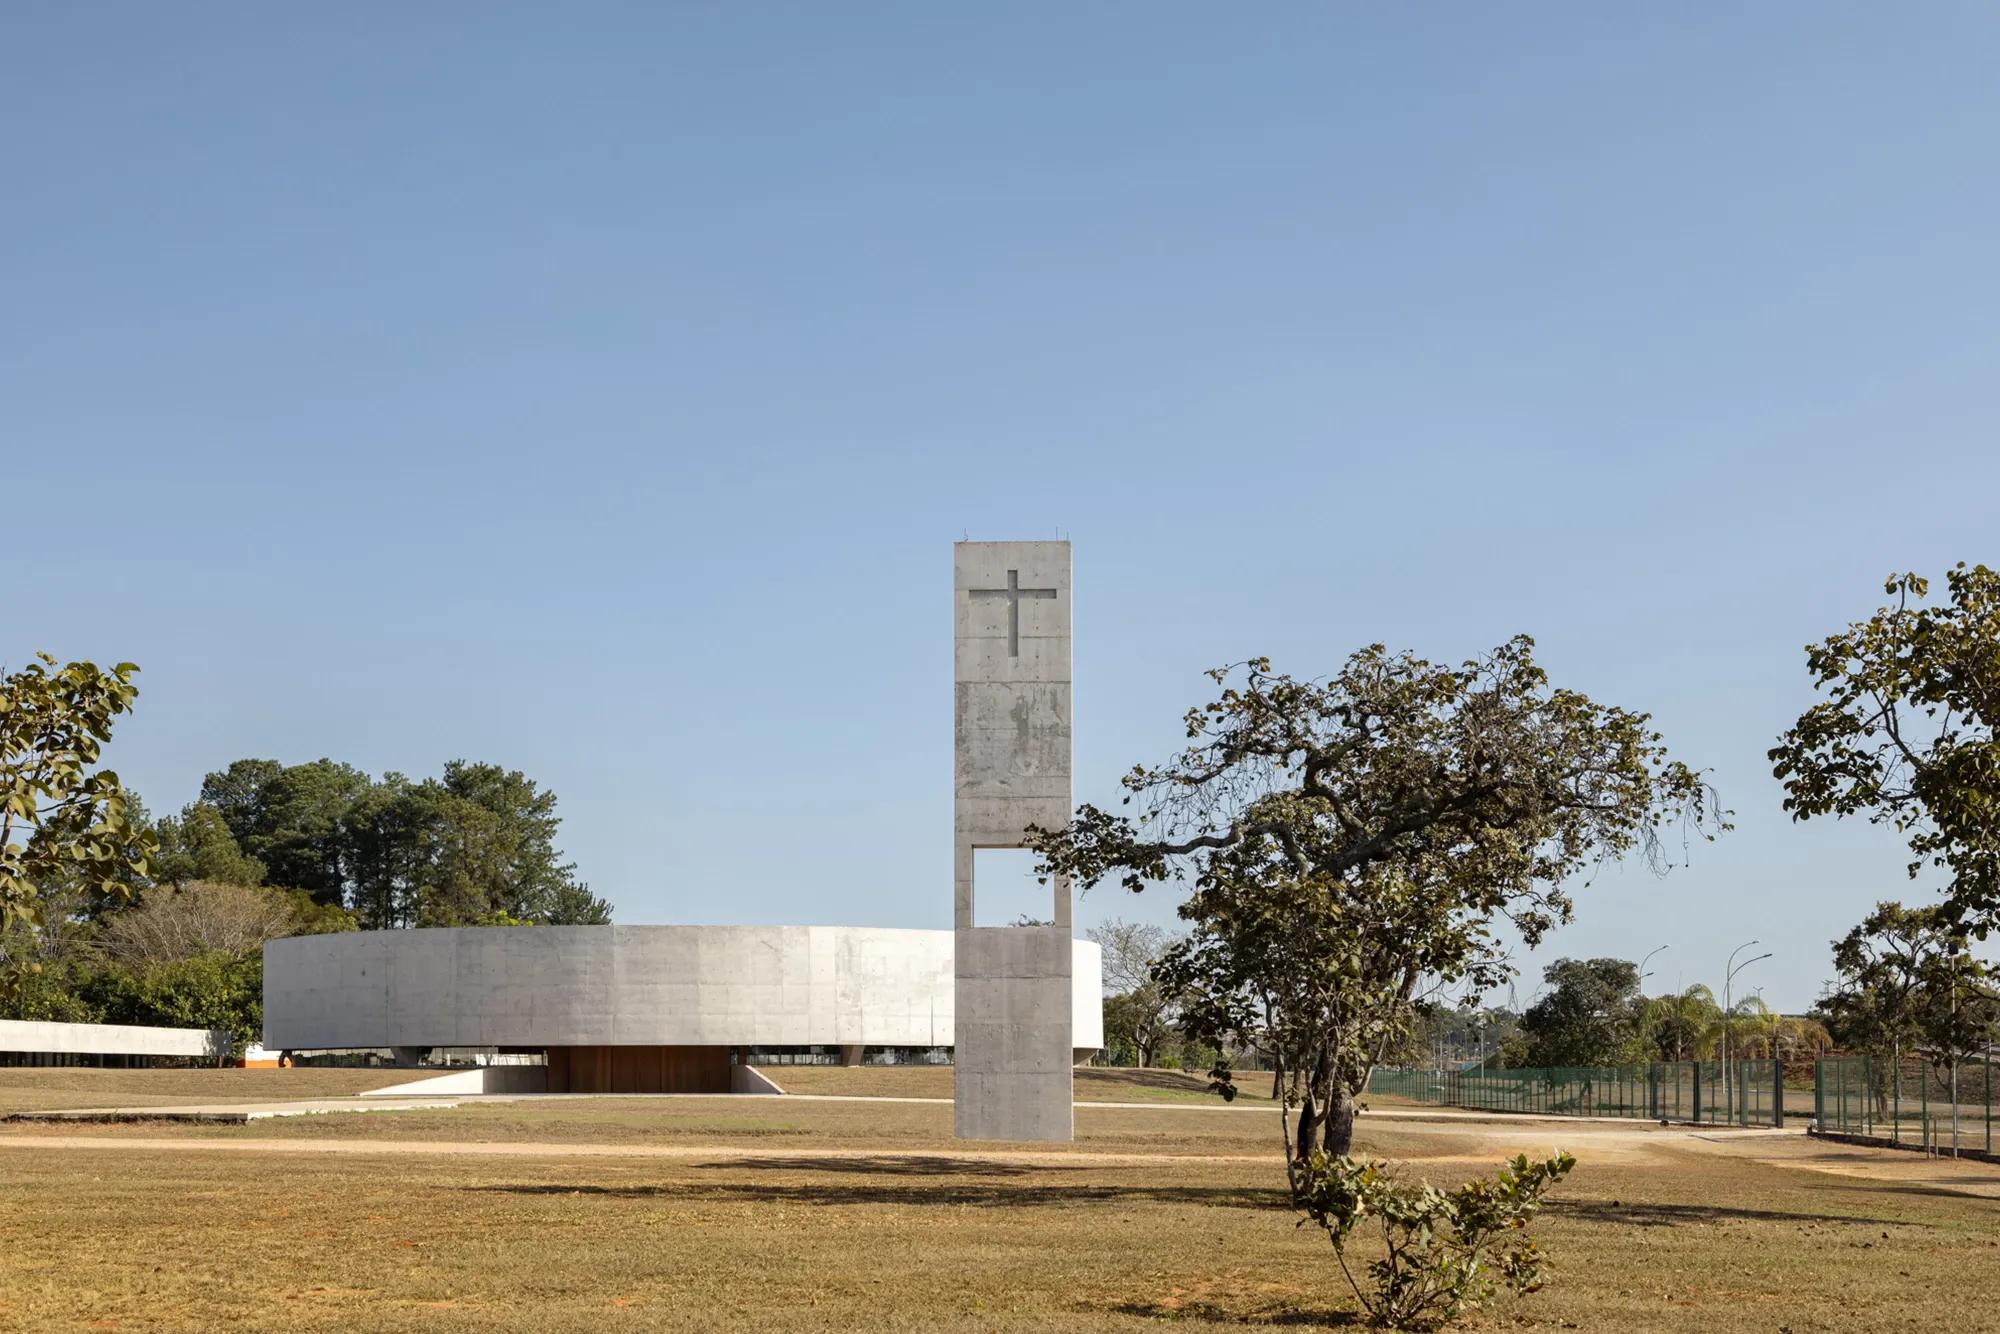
952, 540, 1074, 1142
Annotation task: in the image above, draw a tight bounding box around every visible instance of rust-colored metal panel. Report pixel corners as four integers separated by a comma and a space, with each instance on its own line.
544, 1046, 730, 1094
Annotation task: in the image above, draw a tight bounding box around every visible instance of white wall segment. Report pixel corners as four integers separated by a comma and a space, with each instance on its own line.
265, 926, 1102, 1054
0, 1017, 228, 1059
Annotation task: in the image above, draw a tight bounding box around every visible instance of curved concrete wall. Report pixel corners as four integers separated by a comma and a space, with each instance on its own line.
265, 926, 1103, 1053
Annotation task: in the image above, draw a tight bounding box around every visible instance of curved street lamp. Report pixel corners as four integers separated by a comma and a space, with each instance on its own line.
1635, 945, 1670, 1063
1639, 944, 1670, 986
1722, 940, 1773, 1121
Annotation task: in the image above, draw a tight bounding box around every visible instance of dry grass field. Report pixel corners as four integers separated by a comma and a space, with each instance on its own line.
0, 1066, 419, 1115
3, 1067, 1998, 1332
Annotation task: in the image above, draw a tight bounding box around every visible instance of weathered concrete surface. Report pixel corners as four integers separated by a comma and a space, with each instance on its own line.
0, 1018, 228, 1060
954, 541, 1075, 1142
266, 926, 1101, 1054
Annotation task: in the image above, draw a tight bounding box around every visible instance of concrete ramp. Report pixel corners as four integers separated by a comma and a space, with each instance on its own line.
357, 1062, 788, 1097
359, 1066, 549, 1097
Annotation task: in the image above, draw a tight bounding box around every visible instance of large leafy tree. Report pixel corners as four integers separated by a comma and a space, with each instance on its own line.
1771, 565, 2000, 932
152, 801, 268, 889
1518, 957, 1643, 1068
202, 758, 370, 904
0, 655, 158, 992
1815, 900, 1997, 1066
1030, 638, 1722, 1160
414, 761, 601, 925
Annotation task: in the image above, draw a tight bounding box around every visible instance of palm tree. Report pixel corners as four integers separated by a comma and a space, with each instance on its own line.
1729, 995, 1778, 1059
1648, 985, 1722, 1062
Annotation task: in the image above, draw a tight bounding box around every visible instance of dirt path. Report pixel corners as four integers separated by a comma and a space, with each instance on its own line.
12, 1104, 1995, 1197
0, 1114, 1754, 1168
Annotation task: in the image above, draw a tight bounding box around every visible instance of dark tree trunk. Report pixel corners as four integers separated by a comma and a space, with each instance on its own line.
1321, 1083, 1359, 1157
1294, 1093, 1322, 1160
1290, 1049, 1337, 1163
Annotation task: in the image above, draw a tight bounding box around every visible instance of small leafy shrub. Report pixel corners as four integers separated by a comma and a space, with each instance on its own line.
1207, 1060, 1239, 1101
1293, 1149, 1576, 1329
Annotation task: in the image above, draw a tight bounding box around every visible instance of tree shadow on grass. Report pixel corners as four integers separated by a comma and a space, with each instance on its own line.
707, 1154, 1044, 1177
462, 1163, 1291, 1210
1105, 1300, 1358, 1325
1788, 1174, 2000, 1209
1076, 1069, 1206, 1092
1548, 1199, 1912, 1228
1076, 1069, 1267, 1099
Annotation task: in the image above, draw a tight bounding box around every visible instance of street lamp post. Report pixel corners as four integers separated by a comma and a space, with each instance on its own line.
1637, 945, 1669, 1076
1948, 940, 1962, 1158
1723, 941, 1773, 1124
1639, 945, 1670, 988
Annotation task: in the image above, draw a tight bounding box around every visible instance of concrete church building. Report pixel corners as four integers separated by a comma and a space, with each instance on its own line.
264, 540, 1101, 1139
264, 925, 1102, 1092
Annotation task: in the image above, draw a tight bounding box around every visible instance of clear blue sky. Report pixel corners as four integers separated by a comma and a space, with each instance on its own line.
7, 6, 1998, 1010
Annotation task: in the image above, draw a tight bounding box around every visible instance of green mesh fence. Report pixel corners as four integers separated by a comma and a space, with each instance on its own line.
1815, 1055, 1997, 1155
1369, 1060, 1784, 1127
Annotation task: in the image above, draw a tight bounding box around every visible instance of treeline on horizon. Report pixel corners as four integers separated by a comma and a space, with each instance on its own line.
1, 756, 608, 1045
174, 758, 611, 930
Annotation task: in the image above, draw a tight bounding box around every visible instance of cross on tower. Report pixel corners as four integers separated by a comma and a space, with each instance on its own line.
968, 569, 1057, 656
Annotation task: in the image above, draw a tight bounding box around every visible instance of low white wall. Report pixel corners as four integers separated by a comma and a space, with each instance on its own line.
0, 1018, 227, 1059
360, 1066, 550, 1098
359, 1061, 792, 1098
266, 926, 1104, 1054
1072, 938, 1103, 1051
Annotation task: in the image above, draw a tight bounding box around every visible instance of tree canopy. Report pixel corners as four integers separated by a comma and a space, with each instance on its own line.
1518, 958, 1643, 1068
1032, 638, 1724, 1160
4, 744, 610, 1039
153, 801, 268, 889
1814, 900, 1998, 1064
0, 655, 158, 992
1772, 565, 2000, 933
199, 757, 611, 927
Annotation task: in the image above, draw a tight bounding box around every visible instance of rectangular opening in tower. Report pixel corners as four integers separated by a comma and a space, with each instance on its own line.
971, 846, 1056, 927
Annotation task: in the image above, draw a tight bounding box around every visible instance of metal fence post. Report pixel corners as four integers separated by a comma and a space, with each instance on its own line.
1894, 1060, 1902, 1145
1692, 1062, 1702, 1124
1773, 1058, 1784, 1128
